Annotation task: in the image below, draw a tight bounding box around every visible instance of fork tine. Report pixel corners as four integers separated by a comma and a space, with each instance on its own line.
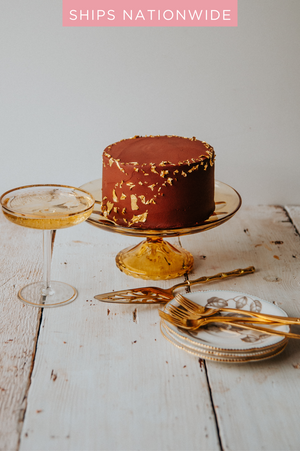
158, 310, 184, 328
167, 304, 200, 320
175, 293, 204, 313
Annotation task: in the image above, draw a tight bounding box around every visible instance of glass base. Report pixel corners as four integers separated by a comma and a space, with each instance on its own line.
115, 238, 194, 280
18, 281, 78, 308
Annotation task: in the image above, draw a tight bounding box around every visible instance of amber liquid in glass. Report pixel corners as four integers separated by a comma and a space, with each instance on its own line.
2, 187, 94, 229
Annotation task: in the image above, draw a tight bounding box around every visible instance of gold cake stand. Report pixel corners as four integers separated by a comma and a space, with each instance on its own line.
80, 179, 242, 280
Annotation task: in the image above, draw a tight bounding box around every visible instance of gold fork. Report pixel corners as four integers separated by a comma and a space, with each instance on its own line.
174, 293, 300, 326
158, 310, 300, 339
166, 303, 275, 325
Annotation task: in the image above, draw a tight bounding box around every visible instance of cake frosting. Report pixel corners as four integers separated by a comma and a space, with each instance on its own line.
101, 135, 215, 229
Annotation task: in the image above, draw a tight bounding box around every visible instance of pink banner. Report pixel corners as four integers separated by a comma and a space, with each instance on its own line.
63, 0, 238, 27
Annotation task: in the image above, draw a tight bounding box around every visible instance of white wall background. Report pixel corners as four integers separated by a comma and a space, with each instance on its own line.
0, 0, 299, 205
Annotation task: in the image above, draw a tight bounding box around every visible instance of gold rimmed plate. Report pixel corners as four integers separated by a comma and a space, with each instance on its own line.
160, 321, 288, 363
162, 290, 290, 353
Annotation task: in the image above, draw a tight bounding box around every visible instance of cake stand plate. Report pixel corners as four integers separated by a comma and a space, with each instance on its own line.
80, 179, 241, 280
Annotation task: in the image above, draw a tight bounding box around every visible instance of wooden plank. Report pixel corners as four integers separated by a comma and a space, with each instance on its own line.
286, 205, 300, 234
180, 206, 300, 451
0, 214, 42, 451
19, 222, 220, 451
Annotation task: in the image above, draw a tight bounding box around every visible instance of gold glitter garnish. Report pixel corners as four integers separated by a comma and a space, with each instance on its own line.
204, 163, 208, 171
120, 193, 126, 200
112, 189, 118, 202
113, 207, 118, 213
120, 181, 124, 188
102, 196, 107, 201
138, 181, 143, 186
123, 218, 128, 223
113, 216, 117, 222
134, 167, 139, 172
131, 194, 139, 210
108, 157, 114, 167
173, 170, 179, 175
181, 171, 187, 177
166, 178, 173, 185
122, 208, 126, 215
148, 184, 157, 191
129, 211, 148, 226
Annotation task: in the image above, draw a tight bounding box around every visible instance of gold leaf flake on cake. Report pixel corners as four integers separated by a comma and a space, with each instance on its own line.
181, 171, 187, 177
120, 181, 124, 188
150, 165, 159, 174
120, 193, 127, 200
122, 208, 126, 215
102, 196, 107, 201
134, 167, 139, 172
130, 194, 139, 211
115, 160, 126, 173
126, 182, 136, 190
166, 178, 173, 185
107, 201, 114, 214
138, 195, 156, 205
202, 141, 211, 149
138, 181, 143, 186
160, 170, 169, 178
108, 157, 114, 167
129, 211, 148, 226
173, 170, 179, 175
113, 207, 118, 213
188, 165, 199, 173
159, 160, 175, 167
112, 189, 118, 202
148, 184, 157, 191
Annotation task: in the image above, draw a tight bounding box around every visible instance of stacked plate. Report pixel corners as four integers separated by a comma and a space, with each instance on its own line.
160, 290, 289, 363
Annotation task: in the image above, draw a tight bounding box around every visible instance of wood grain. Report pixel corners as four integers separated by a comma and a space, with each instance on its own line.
0, 214, 42, 451
181, 205, 300, 451
19, 223, 220, 451
2, 205, 300, 451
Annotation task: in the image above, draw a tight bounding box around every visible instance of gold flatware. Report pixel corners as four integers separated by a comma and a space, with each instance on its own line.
158, 310, 300, 339
94, 266, 255, 304
173, 293, 300, 326
166, 303, 276, 324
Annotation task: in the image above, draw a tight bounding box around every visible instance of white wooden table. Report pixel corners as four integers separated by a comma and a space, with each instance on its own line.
1, 205, 300, 451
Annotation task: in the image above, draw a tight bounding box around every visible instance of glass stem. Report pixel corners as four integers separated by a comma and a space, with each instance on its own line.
42, 230, 55, 296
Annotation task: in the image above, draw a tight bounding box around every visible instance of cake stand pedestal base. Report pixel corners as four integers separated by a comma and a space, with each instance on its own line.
115, 237, 194, 280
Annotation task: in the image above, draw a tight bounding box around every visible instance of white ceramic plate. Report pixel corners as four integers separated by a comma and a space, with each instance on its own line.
162, 290, 290, 352
160, 321, 288, 363
161, 321, 288, 357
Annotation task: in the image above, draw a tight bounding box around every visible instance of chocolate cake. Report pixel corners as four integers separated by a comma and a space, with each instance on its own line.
101, 135, 215, 229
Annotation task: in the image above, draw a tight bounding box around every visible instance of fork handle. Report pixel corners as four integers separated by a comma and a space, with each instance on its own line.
170, 266, 256, 293
193, 320, 299, 340
218, 308, 300, 325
